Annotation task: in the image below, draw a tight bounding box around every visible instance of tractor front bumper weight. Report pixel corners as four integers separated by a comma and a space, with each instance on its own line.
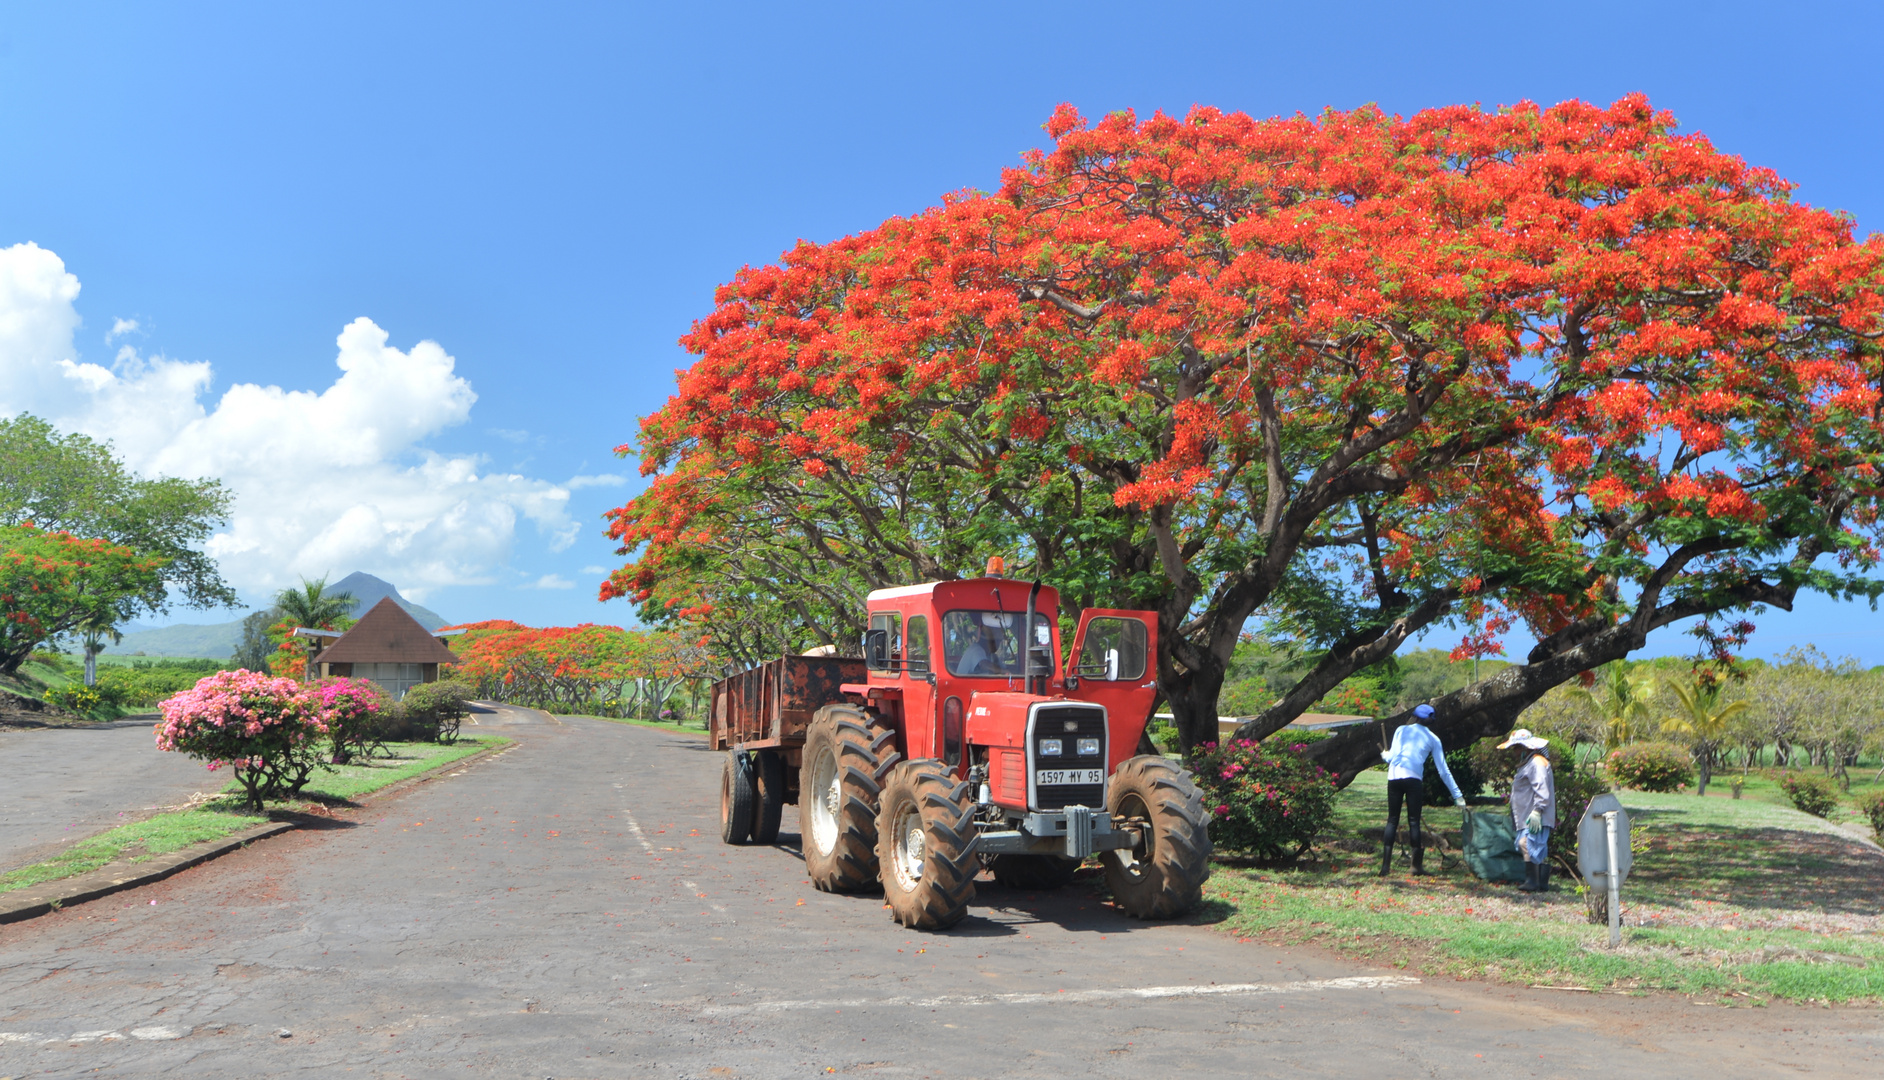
976, 806, 1136, 859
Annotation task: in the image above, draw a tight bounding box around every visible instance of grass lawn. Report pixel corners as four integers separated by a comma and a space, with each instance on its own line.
0, 736, 508, 895
1208, 767, 1884, 1004
572, 713, 709, 736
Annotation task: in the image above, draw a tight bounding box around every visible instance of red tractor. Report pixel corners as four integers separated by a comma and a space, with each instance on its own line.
710, 568, 1211, 929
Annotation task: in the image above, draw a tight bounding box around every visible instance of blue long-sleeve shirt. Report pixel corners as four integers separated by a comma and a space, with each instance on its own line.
1381, 722, 1463, 802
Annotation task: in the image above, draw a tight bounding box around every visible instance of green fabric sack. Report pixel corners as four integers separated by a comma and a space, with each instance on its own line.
1462, 809, 1526, 883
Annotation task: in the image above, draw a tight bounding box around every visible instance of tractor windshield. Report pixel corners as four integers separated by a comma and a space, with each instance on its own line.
940, 610, 1052, 677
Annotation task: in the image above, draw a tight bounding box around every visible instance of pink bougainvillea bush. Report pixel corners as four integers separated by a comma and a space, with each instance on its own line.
305, 676, 393, 764
155, 669, 329, 808
1188, 738, 1337, 863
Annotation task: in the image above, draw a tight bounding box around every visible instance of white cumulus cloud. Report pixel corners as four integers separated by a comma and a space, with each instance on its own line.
565, 473, 626, 490
107, 317, 139, 342
532, 574, 576, 590
0, 241, 575, 604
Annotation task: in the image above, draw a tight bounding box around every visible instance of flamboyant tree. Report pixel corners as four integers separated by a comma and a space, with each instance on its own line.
606, 96, 1884, 777
0, 524, 167, 674
444, 621, 715, 716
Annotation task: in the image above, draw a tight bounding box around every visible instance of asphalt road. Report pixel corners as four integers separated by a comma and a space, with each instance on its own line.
1, 714, 1879, 1078
0, 717, 219, 873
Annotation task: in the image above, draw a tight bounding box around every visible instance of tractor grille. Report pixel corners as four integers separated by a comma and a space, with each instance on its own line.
1031, 704, 1107, 811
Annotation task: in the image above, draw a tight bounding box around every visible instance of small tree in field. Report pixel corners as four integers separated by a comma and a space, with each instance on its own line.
155, 670, 329, 809
1659, 673, 1750, 796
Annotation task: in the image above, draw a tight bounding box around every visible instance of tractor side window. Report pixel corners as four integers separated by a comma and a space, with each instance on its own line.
906, 616, 930, 674
940, 610, 1049, 677
1078, 617, 1147, 681
867, 611, 902, 671
942, 696, 963, 766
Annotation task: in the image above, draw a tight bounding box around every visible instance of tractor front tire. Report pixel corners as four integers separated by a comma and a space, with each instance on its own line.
1101, 755, 1211, 918
877, 759, 978, 929
987, 854, 1080, 891
800, 705, 896, 892
753, 748, 787, 845
719, 750, 756, 845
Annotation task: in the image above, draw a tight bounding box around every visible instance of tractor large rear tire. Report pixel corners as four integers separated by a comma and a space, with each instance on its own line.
877, 759, 978, 929
1101, 755, 1211, 918
719, 750, 756, 845
800, 705, 897, 892
753, 748, 787, 845
987, 854, 1080, 891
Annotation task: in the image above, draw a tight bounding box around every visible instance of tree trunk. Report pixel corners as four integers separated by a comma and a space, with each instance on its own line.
1163, 651, 1227, 755
1696, 748, 1711, 797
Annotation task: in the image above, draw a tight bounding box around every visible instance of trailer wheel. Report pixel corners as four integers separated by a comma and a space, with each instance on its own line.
753, 748, 786, 844
1101, 755, 1211, 918
877, 759, 978, 929
801, 704, 895, 892
987, 854, 1080, 891
719, 750, 757, 845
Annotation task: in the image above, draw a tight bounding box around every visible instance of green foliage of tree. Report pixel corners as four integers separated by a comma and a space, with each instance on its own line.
233, 608, 279, 672
1570, 663, 1659, 750
1659, 676, 1752, 795
274, 577, 356, 630
0, 414, 234, 615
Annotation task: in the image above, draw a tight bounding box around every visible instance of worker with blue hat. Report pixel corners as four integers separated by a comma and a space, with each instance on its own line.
1379, 703, 1465, 876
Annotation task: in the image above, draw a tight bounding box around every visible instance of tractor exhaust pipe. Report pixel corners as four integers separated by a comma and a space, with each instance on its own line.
1025, 579, 1043, 695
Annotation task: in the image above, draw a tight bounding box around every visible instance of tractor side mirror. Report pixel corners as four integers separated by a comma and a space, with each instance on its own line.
1105, 648, 1120, 681
865, 628, 890, 669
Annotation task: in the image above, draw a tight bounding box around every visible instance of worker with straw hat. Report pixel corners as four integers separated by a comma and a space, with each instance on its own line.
1498, 727, 1556, 892
1378, 703, 1465, 876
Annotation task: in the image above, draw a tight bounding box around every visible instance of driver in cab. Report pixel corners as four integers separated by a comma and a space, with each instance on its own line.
954, 613, 1020, 675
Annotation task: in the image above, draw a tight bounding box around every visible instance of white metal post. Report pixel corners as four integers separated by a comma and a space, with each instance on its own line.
1604, 810, 1621, 947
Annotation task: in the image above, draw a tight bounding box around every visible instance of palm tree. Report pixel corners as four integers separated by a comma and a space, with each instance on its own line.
275, 576, 356, 630
274, 577, 356, 679
1661, 675, 1751, 796
1570, 662, 1657, 750
76, 611, 121, 688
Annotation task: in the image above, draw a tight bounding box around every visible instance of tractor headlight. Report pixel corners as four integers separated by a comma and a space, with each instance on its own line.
1039, 739, 1063, 756
1076, 738, 1100, 756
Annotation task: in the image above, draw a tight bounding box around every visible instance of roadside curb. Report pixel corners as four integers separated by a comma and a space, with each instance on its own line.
0, 820, 295, 925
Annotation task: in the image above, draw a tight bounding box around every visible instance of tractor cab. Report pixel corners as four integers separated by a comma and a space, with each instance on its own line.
841, 576, 1158, 801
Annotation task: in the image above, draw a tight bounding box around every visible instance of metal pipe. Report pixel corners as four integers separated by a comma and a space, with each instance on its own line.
1024, 580, 1043, 695
1605, 810, 1622, 947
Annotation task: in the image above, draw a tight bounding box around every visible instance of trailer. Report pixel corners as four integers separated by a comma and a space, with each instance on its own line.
709, 568, 1211, 929
708, 654, 864, 844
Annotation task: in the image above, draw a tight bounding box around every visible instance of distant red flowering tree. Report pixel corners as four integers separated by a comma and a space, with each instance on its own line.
443, 621, 714, 717
607, 96, 1884, 780
0, 524, 166, 674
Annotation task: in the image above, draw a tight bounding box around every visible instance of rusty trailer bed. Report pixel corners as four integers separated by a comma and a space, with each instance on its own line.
710, 655, 865, 752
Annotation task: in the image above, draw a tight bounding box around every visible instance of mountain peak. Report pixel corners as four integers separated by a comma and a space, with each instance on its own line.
325, 573, 447, 630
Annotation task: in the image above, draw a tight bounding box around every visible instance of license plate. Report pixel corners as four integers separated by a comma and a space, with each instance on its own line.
1035, 769, 1104, 786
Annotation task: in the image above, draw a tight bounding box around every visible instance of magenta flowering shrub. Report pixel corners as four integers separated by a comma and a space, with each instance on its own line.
155, 669, 329, 808
306, 677, 393, 763
1188, 738, 1338, 863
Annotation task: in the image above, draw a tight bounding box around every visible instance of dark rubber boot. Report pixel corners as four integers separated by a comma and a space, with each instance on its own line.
1411, 840, 1427, 876
1518, 862, 1539, 892
1536, 861, 1551, 892
1378, 844, 1393, 877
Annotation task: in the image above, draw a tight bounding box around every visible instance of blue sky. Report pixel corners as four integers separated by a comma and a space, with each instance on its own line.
1, 1, 1879, 661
